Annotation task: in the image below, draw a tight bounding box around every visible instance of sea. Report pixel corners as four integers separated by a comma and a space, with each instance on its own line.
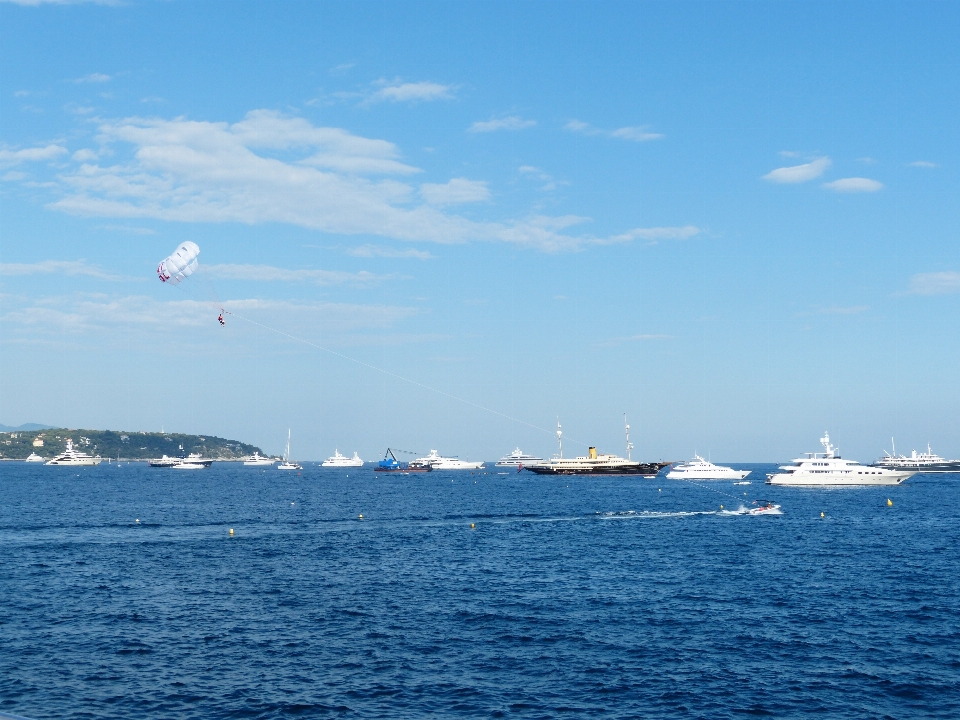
1, 462, 958, 719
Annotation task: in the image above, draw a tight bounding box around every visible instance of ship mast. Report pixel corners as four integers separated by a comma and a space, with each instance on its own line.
556, 420, 563, 459
624, 413, 633, 460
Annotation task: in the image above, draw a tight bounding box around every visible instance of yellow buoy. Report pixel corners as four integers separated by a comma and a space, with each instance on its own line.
887, 498, 893, 506
470, 523, 475, 529
820, 512, 825, 518
720, 504, 724, 509
359, 514, 363, 519
229, 528, 234, 535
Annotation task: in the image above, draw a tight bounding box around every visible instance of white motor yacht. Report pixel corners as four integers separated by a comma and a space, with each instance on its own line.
767, 432, 916, 486
666, 456, 751, 480
411, 449, 484, 470
243, 452, 276, 466
495, 448, 543, 467
45, 438, 102, 466
25, 452, 46, 463
172, 462, 207, 470
322, 450, 363, 468
277, 429, 303, 470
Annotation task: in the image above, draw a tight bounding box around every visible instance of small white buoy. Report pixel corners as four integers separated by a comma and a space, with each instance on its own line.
291, 502, 295, 505
820, 512, 825, 519
358, 514, 363, 519
229, 528, 234, 536
720, 504, 724, 509
135, 518, 140, 524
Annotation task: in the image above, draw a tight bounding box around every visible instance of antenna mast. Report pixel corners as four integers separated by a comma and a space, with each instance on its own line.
556, 419, 563, 459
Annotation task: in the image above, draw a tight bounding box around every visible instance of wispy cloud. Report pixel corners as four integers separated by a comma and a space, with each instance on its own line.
612, 225, 701, 245
822, 177, 883, 193
763, 157, 831, 183
0, 260, 124, 280
420, 178, 490, 205
369, 81, 454, 103
565, 119, 663, 142
73, 72, 112, 84
348, 245, 434, 260
0, 144, 67, 167
468, 116, 536, 133
205, 264, 389, 286
518, 165, 564, 191
908, 160, 938, 168
330, 63, 355, 76
907, 271, 960, 296
17, 109, 691, 253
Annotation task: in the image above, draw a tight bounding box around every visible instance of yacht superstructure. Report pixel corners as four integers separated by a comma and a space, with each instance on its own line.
495, 448, 543, 467
322, 450, 364, 468
45, 439, 102, 466
873, 440, 960, 473
767, 432, 916, 486
666, 456, 751, 480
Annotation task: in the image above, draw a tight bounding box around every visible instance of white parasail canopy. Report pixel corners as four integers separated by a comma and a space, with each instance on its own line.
157, 241, 200, 285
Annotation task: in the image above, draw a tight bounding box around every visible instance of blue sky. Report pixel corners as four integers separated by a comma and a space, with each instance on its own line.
1, 0, 958, 461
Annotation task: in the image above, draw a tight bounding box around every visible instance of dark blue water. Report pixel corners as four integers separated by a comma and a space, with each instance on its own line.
1, 462, 958, 719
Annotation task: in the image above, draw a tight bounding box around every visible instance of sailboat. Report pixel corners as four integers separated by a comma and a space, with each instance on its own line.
277, 429, 302, 470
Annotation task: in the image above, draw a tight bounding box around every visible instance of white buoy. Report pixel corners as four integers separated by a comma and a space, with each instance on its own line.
229, 528, 234, 535
135, 518, 140, 524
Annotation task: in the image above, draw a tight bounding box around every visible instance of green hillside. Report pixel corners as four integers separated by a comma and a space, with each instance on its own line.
0, 429, 265, 461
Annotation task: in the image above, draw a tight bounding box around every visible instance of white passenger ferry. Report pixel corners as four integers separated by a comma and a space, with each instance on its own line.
767, 432, 916, 486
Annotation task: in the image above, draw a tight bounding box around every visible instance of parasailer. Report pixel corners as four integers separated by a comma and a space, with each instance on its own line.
157, 241, 200, 285
218, 312, 225, 326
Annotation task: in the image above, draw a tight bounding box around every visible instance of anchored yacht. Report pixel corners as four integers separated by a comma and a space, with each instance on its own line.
410, 450, 484, 470
149, 445, 213, 468
495, 448, 543, 467
322, 450, 364, 468
522, 419, 669, 477
277, 429, 303, 471
243, 452, 276, 466
767, 432, 916, 486
667, 456, 751, 480
45, 438, 102, 466
873, 440, 960, 473
25, 452, 46, 463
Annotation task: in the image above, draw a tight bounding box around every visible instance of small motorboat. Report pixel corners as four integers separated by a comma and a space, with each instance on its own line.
172, 462, 207, 470
748, 500, 781, 515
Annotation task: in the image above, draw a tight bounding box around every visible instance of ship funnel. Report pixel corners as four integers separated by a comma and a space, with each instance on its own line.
589, 447, 597, 459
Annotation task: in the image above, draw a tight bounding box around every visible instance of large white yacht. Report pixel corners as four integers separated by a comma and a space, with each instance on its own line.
45, 438, 102, 466
25, 452, 46, 463
767, 432, 916, 486
873, 440, 960, 473
495, 448, 543, 467
410, 450, 484, 470
322, 450, 363, 468
666, 456, 751, 480
243, 452, 276, 467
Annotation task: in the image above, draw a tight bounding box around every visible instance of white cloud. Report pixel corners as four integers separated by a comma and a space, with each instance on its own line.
609, 126, 665, 142
763, 157, 831, 183
0, 144, 68, 167
468, 116, 536, 133
908, 160, 938, 168
205, 264, 388, 286
72, 148, 98, 161
565, 119, 663, 142
2, 171, 27, 181
907, 271, 960, 296
14, 110, 689, 253
330, 63, 355, 76
348, 245, 434, 260
822, 177, 884, 192
420, 178, 490, 205
73, 72, 112, 84
0, 260, 124, 280
610, 225, 701, 245
369, 81, 453, 103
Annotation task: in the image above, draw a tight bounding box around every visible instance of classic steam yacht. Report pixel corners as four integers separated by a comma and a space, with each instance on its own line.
666, 456, 751, 480
322, 450, 364, 468
767, 432, 916, 486
45, 438, 102, 466
495, 448, 543, 467
410, 449, 484, 470
522, 420, 669, 477
873, 440, 960, 473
